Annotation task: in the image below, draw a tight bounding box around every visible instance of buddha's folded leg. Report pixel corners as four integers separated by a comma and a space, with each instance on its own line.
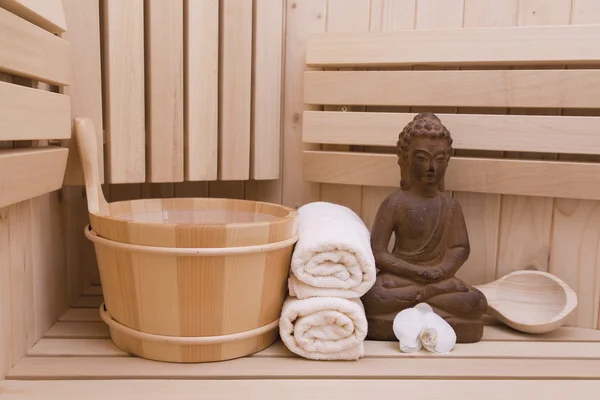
426, 280, 488, 343
362, 272, 425, 315
362, 273, 424, 341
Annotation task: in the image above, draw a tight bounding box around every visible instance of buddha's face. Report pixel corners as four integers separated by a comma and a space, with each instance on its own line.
406, 136, 449, 189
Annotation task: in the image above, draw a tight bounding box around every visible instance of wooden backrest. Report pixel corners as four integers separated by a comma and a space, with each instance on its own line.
301, 25, 600, 201
0, 0, 70, 208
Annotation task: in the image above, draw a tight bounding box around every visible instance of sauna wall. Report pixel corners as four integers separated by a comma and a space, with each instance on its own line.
283, 0, 600, 331
60, 0, 600, 332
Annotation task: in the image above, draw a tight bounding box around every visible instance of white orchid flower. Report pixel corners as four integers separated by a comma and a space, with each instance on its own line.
392, 303, 456, 354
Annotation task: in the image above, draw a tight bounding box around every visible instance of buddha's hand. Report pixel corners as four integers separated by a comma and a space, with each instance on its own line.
415, 267, 447, 283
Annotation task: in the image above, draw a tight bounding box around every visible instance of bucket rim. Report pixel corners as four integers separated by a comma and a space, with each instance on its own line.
88, 197, 298, 229
84, 224, 299, 256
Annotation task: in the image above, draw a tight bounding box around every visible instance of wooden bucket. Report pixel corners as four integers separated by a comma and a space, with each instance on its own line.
74, 118, 298, 363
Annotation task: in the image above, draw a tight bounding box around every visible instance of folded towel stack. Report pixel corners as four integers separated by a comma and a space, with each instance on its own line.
279, 201, 376, 361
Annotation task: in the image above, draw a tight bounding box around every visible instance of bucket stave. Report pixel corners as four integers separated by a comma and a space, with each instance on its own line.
74, 118, 298, 363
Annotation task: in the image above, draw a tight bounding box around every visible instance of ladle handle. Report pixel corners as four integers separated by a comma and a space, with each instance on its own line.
74, 117, 110, 216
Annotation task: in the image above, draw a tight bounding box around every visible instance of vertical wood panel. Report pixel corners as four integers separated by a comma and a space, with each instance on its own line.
0, 206, 10, 378
185, 0, 219, 181
145, 0, 184, 183
31, 192, 68, 341
102, 0, 145, 183
496, 0, 571, 277
8, 201, 34, 366
63, 186, 90, 303
454, 0, 517, 286
251, 0, 284, 180
549, 0, 600, 329
281, 0, 326, 208
318, 0, 370, 216
361, 0, 414, 242
61, 0, 104, 185
219, 0, 252, 181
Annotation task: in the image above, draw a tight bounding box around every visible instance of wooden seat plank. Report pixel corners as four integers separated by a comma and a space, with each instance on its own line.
58, 308, 101, 322
0, 147, 68, 208
257, 340, 600, 360
43, 316, 600, 343
71, 295, 103, 308
0, 7, 71, 85
44, 322, 109, 339
0, 81, 71, 141
303, 151, 600, 200
3, 379, 600, 400
0, 0, 67, 33
28, 339, 128, 357
7, 356, 600, 380
303, 111, 600, 155
31, 337, 600, 360
304, 70, 600, 109
306, 25, 600, 67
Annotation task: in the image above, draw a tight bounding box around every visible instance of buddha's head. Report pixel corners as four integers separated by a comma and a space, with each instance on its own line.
396, 112, 453, 192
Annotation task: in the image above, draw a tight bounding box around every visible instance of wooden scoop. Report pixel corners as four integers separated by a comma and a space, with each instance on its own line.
474, 270, 577, 334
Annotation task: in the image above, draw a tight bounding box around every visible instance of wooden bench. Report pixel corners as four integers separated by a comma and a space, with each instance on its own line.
1, 295, 600, 398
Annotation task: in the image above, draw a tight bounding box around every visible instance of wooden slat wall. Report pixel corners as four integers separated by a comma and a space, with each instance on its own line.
296, 0, 600, 332
0, 0, 73, 380
55, 0, 600, 336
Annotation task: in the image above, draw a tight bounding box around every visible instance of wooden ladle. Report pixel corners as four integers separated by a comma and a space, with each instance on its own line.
474, 270, 577, 334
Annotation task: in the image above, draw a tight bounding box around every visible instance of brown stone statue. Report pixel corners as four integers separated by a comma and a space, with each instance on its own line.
361, 112, 487, 343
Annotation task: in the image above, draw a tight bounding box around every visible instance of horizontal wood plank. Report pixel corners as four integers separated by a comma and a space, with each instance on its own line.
3, 379, 600, 399
0, 6, 71, 85
71, 295, 103, 308
306, 25, 600, 67
303, 151, 600, 200
83, 286, 102, 296
303, 111, 600, 155
7, 356, 600, 379
0, 147, 68, 208
257, 340, 600, 360
303, 70, 600, 108
0, 0, 67, 33
44, 322, 109, 339
29, 338, 600, 360
28, 339, 128, 357
58, 308, 101, 322
0, 81, 71, 141
38, 318, 600, 343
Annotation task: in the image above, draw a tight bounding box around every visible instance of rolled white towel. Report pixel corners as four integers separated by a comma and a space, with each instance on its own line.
290, 201, 376, 299
279, 295, 367, 361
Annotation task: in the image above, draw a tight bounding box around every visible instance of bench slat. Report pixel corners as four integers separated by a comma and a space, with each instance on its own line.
257, 340, 600, 360
44, 322, 109, 339
303, 151, 600, 200
0, 147, 68, 208
8, 356, 600, 379
0, 0, 67, 33
306, 25, 600, 67
28, 337, 600, 360
59, 308, 101, 322
0, 81, 70, 141
0, 7, 71, 85
304, 70, 600, 108
303, 111, 600, 155
28, 339, 128, 357
3, 379, 600, 399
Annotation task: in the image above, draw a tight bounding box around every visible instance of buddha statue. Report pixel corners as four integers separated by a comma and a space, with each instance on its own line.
361, 112, 487, 343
